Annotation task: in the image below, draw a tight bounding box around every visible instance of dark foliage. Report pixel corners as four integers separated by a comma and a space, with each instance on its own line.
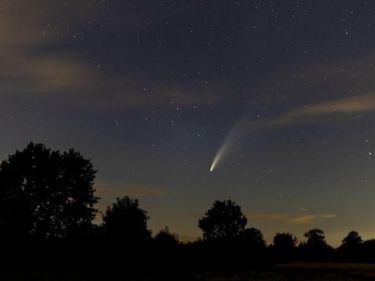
362, 239, 375, 262
304, 228, 326, 246
236, 227, 267, 265
338, 231, 363, 261
198, 199, 247, 241
0, 142, 98, 241
2, 143, 375, 277
154, 226, 179, 247
273, 232, 298, 250
100, 196, 151, 269
271, 232, 298, 262
299, 228, 334, 261
0, 142, 99, 268
101, 196, 151, 243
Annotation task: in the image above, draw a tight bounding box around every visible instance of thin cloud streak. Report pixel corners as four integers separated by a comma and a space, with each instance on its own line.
246, 213, 336, 225
0, 0, 223, 110
257, 94, 375, 129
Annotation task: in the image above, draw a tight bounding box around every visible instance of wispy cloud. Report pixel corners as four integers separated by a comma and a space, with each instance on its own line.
321, 214, 336, 218
0, 0, 223, 110
246, 213, 336, 225
259, 94, 375, 129
0, 1, 101, 92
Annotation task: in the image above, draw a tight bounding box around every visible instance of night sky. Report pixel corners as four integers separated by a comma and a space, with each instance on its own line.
2, 0, 375, 246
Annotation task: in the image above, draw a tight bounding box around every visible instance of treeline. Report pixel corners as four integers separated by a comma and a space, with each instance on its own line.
0, 143, 374, 276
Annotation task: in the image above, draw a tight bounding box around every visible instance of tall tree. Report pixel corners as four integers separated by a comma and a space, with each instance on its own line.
198, 199, 247, 241
0, 142, 98, 240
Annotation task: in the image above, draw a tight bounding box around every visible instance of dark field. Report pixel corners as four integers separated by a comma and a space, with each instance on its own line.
203, 263, 375, 281
1, 263, 375, 281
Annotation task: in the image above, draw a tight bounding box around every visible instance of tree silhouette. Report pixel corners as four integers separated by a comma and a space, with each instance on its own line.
240, 227, 266, 248
273, 232, 297, 250
154, 226, 179, 246
198, 199, 247, 241
341, 230, 362, 247
153, 227, 181, 268
0, 142, 98, 241
272, 232, 298, 262
301, 228, 332, 261
101, 196, 152, 269
362, 239, 375, 262
102, 196, 151, 243
304, 228, 326, 246
339, 231, 363, 261
236, 227, 266, 264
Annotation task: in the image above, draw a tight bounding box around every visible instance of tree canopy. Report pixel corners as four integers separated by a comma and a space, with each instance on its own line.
198, 199, 247, 241
341, 231, 362, 248
0, 142, 98, 240
273, 232, 298, 250
102, 196, 151, 243
154, 226, 179, 246
304, 228, 326, 246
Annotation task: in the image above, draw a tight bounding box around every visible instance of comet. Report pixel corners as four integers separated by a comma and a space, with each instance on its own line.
209, 118, 244, 172
210, 146, 225, 172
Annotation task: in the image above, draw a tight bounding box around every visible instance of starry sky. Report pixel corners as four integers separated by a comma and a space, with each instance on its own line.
1, 0, 375, 246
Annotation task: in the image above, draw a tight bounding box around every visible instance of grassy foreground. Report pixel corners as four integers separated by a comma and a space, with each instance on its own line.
1, 263, 374, 281
205, 262, 375, 281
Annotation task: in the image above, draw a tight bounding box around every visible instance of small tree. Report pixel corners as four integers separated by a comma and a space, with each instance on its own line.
301, 228, 332, 261
102, 196, 151, 243
341, 231, 362, 248
154, 226, 179, 246
272, 232, 298, 262
339, 231, 363, 261
198, 199, 247, 241
101, 196, 152, 268
153, 227, 180, 265
273, 232, 298, 250
304, 228, 326, 246
240, 227, 266, 248
238, 227, 266, 263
